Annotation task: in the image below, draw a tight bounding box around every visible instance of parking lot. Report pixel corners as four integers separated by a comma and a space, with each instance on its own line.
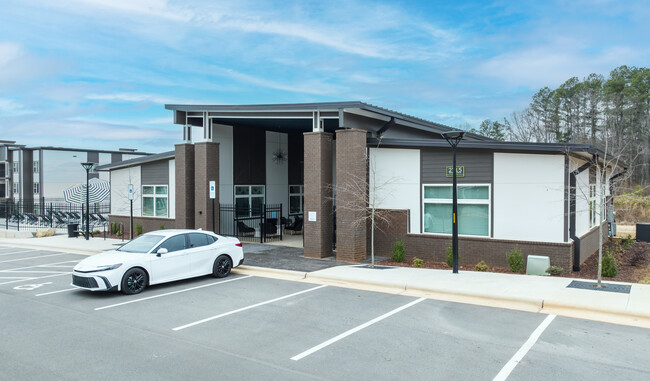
1, 245, 650, 381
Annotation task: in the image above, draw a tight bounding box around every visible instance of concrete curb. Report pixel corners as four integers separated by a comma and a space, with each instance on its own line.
233, 265, 307, 281
542, 298, 650, 322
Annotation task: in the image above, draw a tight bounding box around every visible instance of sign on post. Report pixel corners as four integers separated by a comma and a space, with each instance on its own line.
209, 181, 216, 199
128, 184, 134, 200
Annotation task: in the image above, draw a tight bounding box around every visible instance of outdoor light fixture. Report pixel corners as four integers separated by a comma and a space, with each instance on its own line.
441, 131, 465, 274
80, 162, 94, 241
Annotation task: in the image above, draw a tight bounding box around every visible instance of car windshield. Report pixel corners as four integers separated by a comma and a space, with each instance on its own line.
117, 234, 165, 253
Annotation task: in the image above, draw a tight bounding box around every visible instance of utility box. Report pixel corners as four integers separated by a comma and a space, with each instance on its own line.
637, 223, 650, 243
526, 255, 551, 276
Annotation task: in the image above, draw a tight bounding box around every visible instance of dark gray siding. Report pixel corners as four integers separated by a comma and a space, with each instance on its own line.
421, 148, 493, 183
288, 132, 303, 185
111, 153, 122, 163
22, 150, 33, 199
233, 126, 266, 185
141, 160, 169, 185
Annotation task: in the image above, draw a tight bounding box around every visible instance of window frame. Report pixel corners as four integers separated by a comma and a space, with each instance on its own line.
289, 184, 304, 215
422, 183, 491, 237
142, 185, 169, 218
33, 160, 39, 173
234, 185, 265, 217
33, 182, 40, 194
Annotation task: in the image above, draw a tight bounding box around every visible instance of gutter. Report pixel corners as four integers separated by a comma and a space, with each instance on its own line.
569, 155, 596, 271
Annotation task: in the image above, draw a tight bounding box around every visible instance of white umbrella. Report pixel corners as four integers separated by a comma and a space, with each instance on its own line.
63, 178, 111, 204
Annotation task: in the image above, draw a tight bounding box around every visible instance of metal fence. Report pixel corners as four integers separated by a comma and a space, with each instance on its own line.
1, 199, 110, 234
219, 203, 284, 243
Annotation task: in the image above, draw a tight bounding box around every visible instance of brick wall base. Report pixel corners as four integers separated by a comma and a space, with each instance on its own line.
373, 209, 575, 270
578, 222, 608, 264
108, 215, 176, 239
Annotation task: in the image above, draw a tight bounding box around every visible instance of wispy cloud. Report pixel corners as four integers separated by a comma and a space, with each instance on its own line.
0, 98, 36, 117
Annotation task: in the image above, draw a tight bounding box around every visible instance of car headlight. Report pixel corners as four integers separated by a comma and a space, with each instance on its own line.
93, 264, 123, 272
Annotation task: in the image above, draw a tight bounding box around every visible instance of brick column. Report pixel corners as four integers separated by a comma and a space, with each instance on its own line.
303, 132, 333, 258
194, 142, 219, 232
335, 128, 368, 262
175, 143, 195, 229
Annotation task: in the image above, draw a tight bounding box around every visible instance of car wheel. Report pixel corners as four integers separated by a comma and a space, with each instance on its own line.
121, 268, 148, 295
213, 255, 232, 278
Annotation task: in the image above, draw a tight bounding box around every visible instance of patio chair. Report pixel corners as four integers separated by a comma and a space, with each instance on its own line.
261, 221, 277, 237
237, 221, 255, 237
285, 218, 303, 235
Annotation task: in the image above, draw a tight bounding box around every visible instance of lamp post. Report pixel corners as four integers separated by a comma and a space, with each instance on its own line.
80, 162, 94, 241
441, 131, 465, 274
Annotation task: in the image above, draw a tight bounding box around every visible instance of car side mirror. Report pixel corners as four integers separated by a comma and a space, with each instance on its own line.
156, 248, 168, 257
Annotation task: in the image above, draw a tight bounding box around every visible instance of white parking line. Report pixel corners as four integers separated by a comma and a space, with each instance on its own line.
0, 249, 39, 257
36, 288, 78, 297
1, 270, 68, 274
0, 260, 80, 272
173, 284, 328, 331
290, 297, 426, 361
492, 314, 556, 381
0, 273, 70, 286
95, 275, 253, 311
0, 253, 67, 264
0, 276, 30, 279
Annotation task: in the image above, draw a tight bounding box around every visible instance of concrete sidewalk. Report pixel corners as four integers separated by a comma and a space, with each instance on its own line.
2, 232, 649, 329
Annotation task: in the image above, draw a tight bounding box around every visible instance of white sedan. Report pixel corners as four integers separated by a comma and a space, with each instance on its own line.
71, 229, 244, 294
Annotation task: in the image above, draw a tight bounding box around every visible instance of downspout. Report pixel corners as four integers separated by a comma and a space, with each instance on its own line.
569, 156, 595, 272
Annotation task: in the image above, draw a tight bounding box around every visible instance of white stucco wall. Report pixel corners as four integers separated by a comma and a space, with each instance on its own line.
369, 148, 421, 234
265, 131, 289, 217
110, 166, 142, 217
168, 159, 176, 219
212, 123, 234, 205
493, 153, 565, 242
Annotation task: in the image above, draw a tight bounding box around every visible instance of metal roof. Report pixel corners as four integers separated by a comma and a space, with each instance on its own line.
95, 151, 175, 171
165, 101, 492, 141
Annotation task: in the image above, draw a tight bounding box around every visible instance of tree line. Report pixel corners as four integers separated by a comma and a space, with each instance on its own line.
472, 65, 650, 185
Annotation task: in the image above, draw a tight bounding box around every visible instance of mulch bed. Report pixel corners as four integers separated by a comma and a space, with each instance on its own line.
377, 240, 650, 283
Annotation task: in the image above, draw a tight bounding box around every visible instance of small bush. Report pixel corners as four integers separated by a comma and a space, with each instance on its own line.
92, 230, 101, 235
475, 261, 489, 272
135, 223, 143, 237
413, 257, 424, 267
446, 243, 454, 268
391, 240, 405, 263
110, 222, 118, 235
621, 234, 635, 249
159, 224, 165, 230
546, 266, 564, 276
507, 247, 524, 273
601, 253, 618, 277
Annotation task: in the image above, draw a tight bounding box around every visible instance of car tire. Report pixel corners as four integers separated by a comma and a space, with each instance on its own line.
121, 267, 148, 295
213, 255, 232, 278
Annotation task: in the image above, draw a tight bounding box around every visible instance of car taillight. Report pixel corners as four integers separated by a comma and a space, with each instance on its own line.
235, 243, 242, 247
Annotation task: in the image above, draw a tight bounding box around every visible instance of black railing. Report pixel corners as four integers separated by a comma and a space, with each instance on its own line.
220, 203, 284, 243
1, 199, 110, 233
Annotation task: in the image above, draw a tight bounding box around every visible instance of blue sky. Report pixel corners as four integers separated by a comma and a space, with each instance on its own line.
1, 0, 648, 153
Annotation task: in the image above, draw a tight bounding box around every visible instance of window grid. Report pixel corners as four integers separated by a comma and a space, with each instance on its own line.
142, 185, 168, 218
422, 184, 491, 237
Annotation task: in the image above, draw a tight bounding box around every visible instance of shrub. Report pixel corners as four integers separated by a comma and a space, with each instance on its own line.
110, 222, 118, 235
92, 230, 101, 235
507, 247, 524, 273
159, 224, 165, 230
391, 240, 405, 263
413, 257, 424, 268
546, 266, 564, 276
621, 234, 635, 249
446, 243, 454, 268
135, 223, 143, 237
601, 253, 618, 277
475, 261, 489, 272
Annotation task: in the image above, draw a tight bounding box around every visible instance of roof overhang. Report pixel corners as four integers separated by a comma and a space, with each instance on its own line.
95, 151, 174, 171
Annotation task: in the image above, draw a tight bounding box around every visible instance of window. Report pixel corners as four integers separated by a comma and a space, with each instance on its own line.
235, 185, 265, 217
423, 185, 490, 237
33, 182, 40, 194
13, 162, 18, 173
13, 183, 18, 194
188, 233, 211, 248
33, 161, 39, 173
156, 235, 186, 253
589, 184, 597, 228
289, 185, 304, 215
142, 185, 168, 217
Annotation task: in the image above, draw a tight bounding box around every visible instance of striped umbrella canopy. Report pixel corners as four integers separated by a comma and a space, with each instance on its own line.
63, 178, 111, 204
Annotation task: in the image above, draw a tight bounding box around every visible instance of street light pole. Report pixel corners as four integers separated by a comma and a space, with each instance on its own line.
81, 162, 94, 241
441, 131, 465, 274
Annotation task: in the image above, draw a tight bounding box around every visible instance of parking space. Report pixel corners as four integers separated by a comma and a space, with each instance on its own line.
1, 245, 649, 381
